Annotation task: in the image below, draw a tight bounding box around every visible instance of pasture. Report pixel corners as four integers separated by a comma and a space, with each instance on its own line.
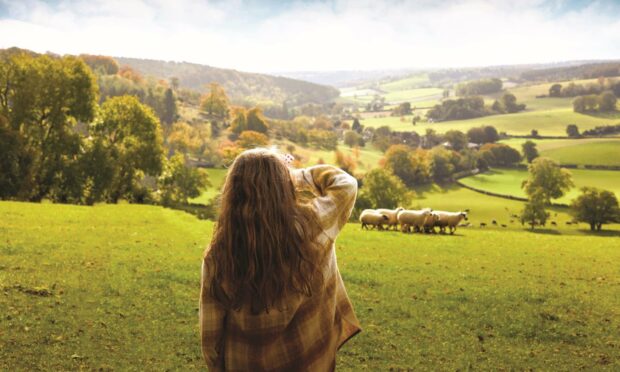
1, 201, 619, 370
500, 138, 620, 166
360, 108, 616, 135
460, 168, 620, 204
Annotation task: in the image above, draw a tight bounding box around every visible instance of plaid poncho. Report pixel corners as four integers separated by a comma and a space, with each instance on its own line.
200, 165, 361, 371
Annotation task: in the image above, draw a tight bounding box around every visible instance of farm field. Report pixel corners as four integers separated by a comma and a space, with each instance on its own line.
500, 138, 620, 166
361, 107, 617, 135
1, 201, 619, 370
379, 73, 430, 92
460, 168, 620, 204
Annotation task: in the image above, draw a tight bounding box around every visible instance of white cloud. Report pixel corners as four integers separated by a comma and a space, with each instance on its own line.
0, 0, 619, 73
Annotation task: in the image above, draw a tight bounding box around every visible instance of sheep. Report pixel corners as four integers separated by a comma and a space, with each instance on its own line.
376, 207, 404, 231
501, 224, 507, 228
491, 220, 498, 225
435, 211, 468, 234
480, 222, 487, 227
397, 208, 432, 233
423, 212, 440, 234
551, 221, 557, 226
360, 210, 389, 230
565, 221, 572, 225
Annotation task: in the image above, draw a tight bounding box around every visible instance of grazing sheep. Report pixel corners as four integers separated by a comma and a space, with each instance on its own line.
464, 208, 471, 213
360, 210, 389, 230
511, 214, 519, 219
491, 220, 498, 225
565, 221, 572, 225
510, 220, 515, 224
423, 212, 440, 234
397, 208, 432, 233
480, 222, 487, 227
376, 207, 404, 231
551, 221, 557, 226
501, 224, 507, 228
435, 211, 469, 234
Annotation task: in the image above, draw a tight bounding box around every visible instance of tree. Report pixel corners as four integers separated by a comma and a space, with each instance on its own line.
308, 129, 337, 150
384, 145, 431, 187
392, 102, 412, 116
0, 115, 34, 199
521, 191, 549, 230
522, 157, 573, 204
357, 168, 412, 209
230, 107, 248, 134
571, 187, 620, 231
343, 130, 363, 148
93, 96, 165, 202
161, 88, 178, 126
158, 154, 209, 205
483, 126, 500, 143
0, 52, 98, 201
549, 84, 562, 97
429, 147, 455, 182
200, 82, 230, 120
599, 91, 617, 111
479, 143, 521, 166
352, 118, 362, 133
334, 150, 357, 174
79, 54, 119, 75
531, 129, 539, 137
521, 140, 539, 163
500, 93, 526, 113
237, 130, 269, 149
444, 130, 468, 151
246, 107, 269, 133
566, 124, 580, 138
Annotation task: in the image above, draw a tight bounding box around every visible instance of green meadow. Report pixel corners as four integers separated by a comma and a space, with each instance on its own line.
1, 200, 619, 371
361, 108, 617, 135
500, 138, 620, 166
460, 168, 620, 204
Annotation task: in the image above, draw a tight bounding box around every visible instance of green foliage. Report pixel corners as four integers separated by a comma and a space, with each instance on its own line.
384, 145, 431, 187
573, 91, 617, 113
548, 83, 562, 97
161, 88, 178, 126
308, 129, 337, 150
571, 187, 620, 231
443, 130, 468, 151
497, 93, 526, 114
358, 168, 412, 209
520, 191, 549, 229
246, 107, 269, 133
467, 125, 500, 144
521, 140, 539, 163
455, 78, 502, 96
427, 96, 489, 121
158, 154, 209, 205
391, 102, 412, 116
343, 130, 363, 148
0, 51, 98, 201
93, 96, 165, 202
522, 158, 573, 204
566, 124, 580, 138
429, 147, 456, 182
480, 143, 521, 167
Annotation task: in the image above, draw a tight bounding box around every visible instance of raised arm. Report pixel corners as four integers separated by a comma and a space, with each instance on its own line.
199, 258, 226, 372
292, 165, 358, 241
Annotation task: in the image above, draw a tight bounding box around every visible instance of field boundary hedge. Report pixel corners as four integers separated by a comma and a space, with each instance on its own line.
455, 180, 570, 208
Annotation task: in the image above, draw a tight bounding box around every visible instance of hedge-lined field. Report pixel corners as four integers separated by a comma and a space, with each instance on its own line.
459, 168, 620, 204
1, 201, 619, 370
500, 138, 620, 166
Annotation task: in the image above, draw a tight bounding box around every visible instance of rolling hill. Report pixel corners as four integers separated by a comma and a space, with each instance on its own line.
116, 57, 339, 106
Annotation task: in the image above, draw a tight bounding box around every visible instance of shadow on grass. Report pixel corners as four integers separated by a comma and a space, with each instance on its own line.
580, 110, 620, 120
525, 228, 562, 235
575, 229, 620, 237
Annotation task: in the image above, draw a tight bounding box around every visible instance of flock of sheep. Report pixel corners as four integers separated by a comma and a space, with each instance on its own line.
360, 207, 468, 235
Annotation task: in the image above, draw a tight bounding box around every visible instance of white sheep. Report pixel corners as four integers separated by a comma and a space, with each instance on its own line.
397, 208, 432, 233
376, 207, 404, 231
423, 212, 440, 233
435, 211, 468, 234
360, 209, 389, 230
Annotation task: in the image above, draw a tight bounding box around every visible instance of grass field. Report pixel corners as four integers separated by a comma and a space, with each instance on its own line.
1, 200, 619, 370
188, 168, 227, 205
361, 108, 618, 135
500, 138, 620, 166
460, 168, 620, 204
379, 74, 430, 92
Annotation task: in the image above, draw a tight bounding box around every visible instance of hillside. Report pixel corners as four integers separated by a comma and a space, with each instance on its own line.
116, 57, 339, 106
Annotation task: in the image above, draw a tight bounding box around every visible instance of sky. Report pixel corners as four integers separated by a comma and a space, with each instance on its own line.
1, 0, 619, 73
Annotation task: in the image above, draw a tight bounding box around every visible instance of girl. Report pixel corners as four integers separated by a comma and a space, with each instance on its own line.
200, 148, 361, 371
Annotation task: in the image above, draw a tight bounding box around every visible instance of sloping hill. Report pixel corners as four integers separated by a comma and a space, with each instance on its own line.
116, 57, 339, 106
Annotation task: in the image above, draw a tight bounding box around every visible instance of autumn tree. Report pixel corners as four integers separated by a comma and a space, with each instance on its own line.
357, 168, 412, 209
200, 82, 230, 120
237, 130, 269, 149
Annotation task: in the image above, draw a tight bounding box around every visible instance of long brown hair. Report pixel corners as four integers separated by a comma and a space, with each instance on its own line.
206, 148, 322, 313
